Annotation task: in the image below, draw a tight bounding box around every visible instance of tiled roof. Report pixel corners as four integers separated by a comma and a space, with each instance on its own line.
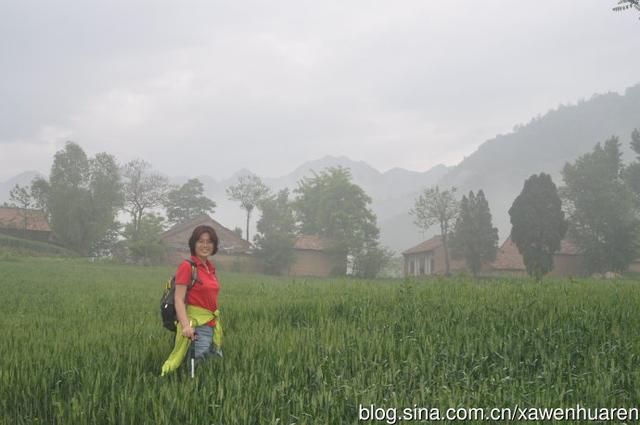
402, 235, 443, 255
161, 214, 252, 254
294, 234, 333, 251
491, 236, 581, 270
0, 207, 50, 232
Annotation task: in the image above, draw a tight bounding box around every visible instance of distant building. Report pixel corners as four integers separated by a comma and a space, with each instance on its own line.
402, 234, 587, 278
488, 237, 585, 277
160, 214, 261, 272
288, 234, 341, 277
402, 235, 466, 276
0, 207, 52, 242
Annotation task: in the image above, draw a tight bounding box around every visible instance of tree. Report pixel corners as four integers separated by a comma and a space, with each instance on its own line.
30, 177, 51, 221
254, 189, 297, 274
226, 174, 270, 242
612, 0, 640, 18
410, 186, 459, 275
37, 142, 123, 254
121, 212, 168, 265
164, 178, 216, 225
450, 190, 499, 277
293, 166, 387, 277
7, 184, 34, 230
232, 227, 243, 238
623, 129, 640, 197
87, 152, 124, 256
508, 173, 567, 281
561, 137, 637, 274
122, 159, 170, 237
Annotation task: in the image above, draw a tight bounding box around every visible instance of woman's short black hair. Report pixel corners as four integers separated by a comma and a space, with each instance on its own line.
188, 225, 219, 256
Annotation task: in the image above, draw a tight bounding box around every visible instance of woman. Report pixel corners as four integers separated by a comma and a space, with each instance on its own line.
161, 225, 222, 376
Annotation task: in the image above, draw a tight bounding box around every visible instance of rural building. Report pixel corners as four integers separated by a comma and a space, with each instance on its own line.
0, 207, 52, 242
288, 234, 340, 277
403, 235, 586, 278
488, 237, 585, 277
160, 214, 261, 272
402, 235, 466, 276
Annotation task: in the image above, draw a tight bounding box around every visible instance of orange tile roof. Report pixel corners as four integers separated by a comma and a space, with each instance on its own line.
161, 214, 252, 254
0, 207, 50, 232
402, 235, 443, 255
491, 236, 580, 270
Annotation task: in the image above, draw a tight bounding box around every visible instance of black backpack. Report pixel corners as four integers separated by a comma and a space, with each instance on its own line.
160, 259, 198, 332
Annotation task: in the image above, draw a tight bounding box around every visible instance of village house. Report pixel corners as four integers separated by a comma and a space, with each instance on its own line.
403, 235, 586, 277
159, 214, 261, 272
402, 235, 466, 276
0, 207, 52, 242
489, 236, 585, 277
288, 234, 340, 277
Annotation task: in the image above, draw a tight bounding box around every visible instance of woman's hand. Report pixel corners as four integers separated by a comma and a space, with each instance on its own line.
182, 324, 196, 341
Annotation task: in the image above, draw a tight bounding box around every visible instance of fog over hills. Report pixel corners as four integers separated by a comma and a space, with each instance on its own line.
2, 84, 639, 253
166, 156, 450, 250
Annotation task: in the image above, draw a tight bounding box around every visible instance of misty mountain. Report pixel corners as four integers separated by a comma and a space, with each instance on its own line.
388, 84, 640, 251
170, 156, 449, 247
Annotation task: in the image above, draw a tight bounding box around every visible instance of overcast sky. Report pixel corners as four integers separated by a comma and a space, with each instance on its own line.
1, 0, 639, 182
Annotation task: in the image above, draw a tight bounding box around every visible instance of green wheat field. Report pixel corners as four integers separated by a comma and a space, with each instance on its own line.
2, 255, 640, 424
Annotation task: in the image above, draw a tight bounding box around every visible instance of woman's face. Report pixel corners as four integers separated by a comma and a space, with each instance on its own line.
195, 232, 215, 258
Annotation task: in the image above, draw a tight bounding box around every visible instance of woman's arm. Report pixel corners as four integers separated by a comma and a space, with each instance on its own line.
175, 285, 195, 340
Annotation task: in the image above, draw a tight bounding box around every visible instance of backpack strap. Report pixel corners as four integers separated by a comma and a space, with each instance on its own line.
185, 259, 198, 292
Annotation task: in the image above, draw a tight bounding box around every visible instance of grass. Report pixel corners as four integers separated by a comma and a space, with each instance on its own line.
0, 233, 77, 258
1, 257, 640, 424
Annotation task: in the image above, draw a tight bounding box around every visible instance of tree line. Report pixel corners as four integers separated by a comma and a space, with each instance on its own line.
5, 142, 390, 277
410, 129, 640, 281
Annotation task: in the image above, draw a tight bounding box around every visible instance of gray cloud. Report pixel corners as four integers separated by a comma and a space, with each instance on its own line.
1, 0, 639, 181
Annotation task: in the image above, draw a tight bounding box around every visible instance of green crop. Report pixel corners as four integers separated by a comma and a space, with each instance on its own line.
2, 258, 640, 424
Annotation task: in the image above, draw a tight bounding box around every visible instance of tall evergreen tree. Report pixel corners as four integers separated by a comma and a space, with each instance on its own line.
450, 190, 499, 277
509, 173, 568, 281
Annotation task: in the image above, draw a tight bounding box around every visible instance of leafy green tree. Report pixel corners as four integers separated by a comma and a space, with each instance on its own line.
38, 142, 123, 254
509, 173, 568, 281
561, 137, 638, 274
293, 166, 386, 276
122, 159, 170, 237
450, 190, 499, 277
87, 153, 124, 256
164, 178, 216, 225
226, 174, 270, 242
409, 186, 459, 275
232, 227, 243, 238
254, 189, 297, 275
121, 213, 168, 265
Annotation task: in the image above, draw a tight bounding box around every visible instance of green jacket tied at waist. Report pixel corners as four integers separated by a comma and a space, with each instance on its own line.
161, 305, 222, 376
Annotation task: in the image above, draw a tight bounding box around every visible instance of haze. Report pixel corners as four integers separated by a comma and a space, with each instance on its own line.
1, 0, 639, 181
